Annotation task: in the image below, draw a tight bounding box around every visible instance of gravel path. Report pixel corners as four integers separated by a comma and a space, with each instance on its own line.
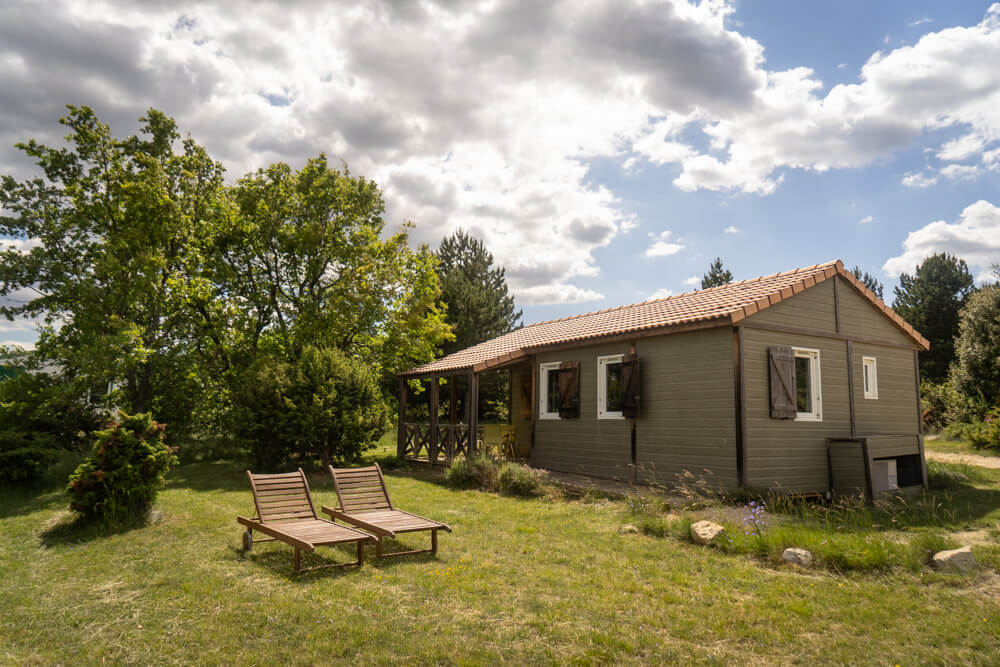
925, 450, 1000, 470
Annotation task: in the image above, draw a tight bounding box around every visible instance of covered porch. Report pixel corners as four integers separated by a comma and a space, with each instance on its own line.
397, 355, 533, 465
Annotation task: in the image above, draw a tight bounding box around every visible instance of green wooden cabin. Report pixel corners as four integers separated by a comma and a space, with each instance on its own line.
398, 260, 929, 496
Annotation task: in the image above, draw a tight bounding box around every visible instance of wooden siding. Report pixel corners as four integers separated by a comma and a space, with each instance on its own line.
828, 441, 868, 496
747, 277, 837, 333
635, 327, 738, 489
534, 342, 633, 480
742, 328, 850, 493
837, 279, 915, 346
866, 434, 921, 458
852, 344, 920, 436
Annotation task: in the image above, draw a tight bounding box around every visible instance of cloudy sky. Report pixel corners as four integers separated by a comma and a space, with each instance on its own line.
3, 0, 1000, 348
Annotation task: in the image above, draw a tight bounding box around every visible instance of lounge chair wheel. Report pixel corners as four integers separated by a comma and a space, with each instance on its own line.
242, 529, 253, 551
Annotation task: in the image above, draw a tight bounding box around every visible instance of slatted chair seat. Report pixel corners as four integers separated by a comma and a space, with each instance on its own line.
321, 463, 451, 558
237, 469, 374, 572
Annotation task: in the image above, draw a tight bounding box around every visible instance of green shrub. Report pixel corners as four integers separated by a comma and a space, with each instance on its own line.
947, 409, 1000, 451
235, 346, 389, 470
67, 412, 177, 526
445, 453, 550, 498
921, 380, 984, 430
0, 372, 102, 485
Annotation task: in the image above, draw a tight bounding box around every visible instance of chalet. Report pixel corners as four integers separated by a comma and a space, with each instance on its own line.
397, 260, 930, 497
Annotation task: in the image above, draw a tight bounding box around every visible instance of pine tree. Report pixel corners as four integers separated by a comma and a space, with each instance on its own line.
892, 253, 975, 382
851, 266, 884, 300
701, 257, 734, 289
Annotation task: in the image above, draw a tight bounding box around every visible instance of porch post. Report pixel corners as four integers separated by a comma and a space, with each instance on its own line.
449, 378, 457, 426
397, 378, 407, 458
429, 376, 440, 463
468, 371, 480, 454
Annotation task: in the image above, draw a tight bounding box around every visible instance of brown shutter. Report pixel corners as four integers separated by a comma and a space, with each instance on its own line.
519, 370, 532, 419
558, 361, 580, 418
769, 346, 797, 419
621, 353, 640, 418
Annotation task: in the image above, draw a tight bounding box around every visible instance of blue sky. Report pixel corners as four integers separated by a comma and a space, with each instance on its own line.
2, 0, 1000, 345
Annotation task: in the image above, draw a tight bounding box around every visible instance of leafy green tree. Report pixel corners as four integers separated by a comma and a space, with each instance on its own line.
188, 156, 451, 384
701, 257, 734, 289
892, 253, 975, 382
851, 266, 884, 300
435, 230, 521, 356
950, 285, 1000, 408
0, 106, 225, 434
235, 346, 389, 469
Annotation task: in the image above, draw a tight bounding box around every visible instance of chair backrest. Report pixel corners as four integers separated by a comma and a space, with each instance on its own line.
247, 469, 317, 523
329, 464, 393, 513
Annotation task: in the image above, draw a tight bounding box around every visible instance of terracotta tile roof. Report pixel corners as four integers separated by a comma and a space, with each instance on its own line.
401, 260, 929, 377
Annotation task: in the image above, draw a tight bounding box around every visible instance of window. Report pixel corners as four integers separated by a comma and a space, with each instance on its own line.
863, 356, 878, 399
597, 354, 626, 419
792, 347, 822, 421
538, 361, 563, 419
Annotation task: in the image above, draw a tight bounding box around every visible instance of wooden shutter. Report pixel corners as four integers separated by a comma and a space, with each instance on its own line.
519, 370, 532, 418
557, 361, 580, 418
768, 346, 797, 419
621, 353, 641, 418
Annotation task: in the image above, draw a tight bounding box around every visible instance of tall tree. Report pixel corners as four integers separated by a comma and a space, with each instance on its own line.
0, 106, 225, 432
435, 230, 521, 356
701, 257, 734, 289
851, 266, 884, 300
950, 285, 1000, 408
892, 253, 975, 381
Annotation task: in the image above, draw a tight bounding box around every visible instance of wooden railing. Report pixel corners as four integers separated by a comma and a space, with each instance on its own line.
399, 423, 476, 463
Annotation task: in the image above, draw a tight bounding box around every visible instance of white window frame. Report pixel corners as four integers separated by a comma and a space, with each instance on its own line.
863, 356, 878, 399
538, 361, 563, 420
792, 347, 822, 422
597, 354, 625, 420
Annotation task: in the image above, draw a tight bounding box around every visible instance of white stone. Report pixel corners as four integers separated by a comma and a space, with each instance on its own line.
690, 520, 725, 545
932, 546, 977, 573
782, 547, 813, 567
620, 524, 640, 535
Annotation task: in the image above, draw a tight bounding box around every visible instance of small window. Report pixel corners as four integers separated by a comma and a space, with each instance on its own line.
792, 347, 822, 421
538, 361, 562, 420
863, 356, 878, 399
597, 354, 626, 419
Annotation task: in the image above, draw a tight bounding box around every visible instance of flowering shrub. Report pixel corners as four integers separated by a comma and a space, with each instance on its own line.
67, 412, 177, 525
742, 500, 767, 537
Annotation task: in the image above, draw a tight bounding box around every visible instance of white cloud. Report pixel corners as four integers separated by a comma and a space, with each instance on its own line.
883, 199, 1000, 278
837, 63, 847, 69
515, 283, 604, 306
909, 18, 934, 27
0, 340, 35, 351
683, 275, 701, 286
645, 230, 685, 257
940, 163, 982, 180
0, 237, 41, 253
723, 225, 739, 234
646, 288, 674, 300
858, 215, 873, 224
902, 171, 938, 188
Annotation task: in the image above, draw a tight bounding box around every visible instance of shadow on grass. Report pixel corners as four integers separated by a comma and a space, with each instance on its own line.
0, 486, 67, 519
38, 511, 155, 547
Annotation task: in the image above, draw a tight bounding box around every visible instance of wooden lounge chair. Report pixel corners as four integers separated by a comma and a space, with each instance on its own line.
237, 469, 374, 572
321, 463, 451, 558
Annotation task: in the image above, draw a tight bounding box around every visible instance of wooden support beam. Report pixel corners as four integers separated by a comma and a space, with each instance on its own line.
397, 378, 408, 458
429, 377, 440, 463
449, 377, 457, 426
468, 371, 480, 454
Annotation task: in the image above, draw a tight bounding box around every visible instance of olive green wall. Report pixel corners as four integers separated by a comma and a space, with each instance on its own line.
747, 277, 837, 332
534, 342, 633, 480
635, 327, 737, 489
509, 365, 533, 458
838, 280, 914, 346
852, 344, 920, 435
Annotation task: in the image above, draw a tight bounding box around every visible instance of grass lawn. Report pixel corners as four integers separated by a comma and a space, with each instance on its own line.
2, 457, 1000, 664
925, 435, 1000, 458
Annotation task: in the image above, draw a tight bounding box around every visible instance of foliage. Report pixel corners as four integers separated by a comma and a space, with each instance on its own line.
892, 253, 975, 381
235, 346, 389, 469
851, 265, 884, 300
0, 372, 101, 484
0, 106, 226, 435
445, 452, 551, 497
950, 285, 1000, 407
946, 409, 1000, 451
921, 379, 984, 430
701, 257, 733, 289
741, 500, 767, 537
67, 412, 176, 525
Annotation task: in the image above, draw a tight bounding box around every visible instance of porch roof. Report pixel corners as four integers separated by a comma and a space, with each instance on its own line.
400, 259, 929, 378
